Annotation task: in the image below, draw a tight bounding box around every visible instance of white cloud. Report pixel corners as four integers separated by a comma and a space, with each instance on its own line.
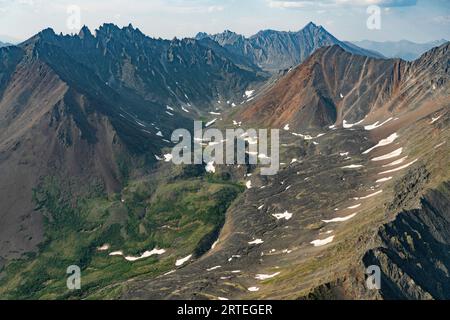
268, 0, 417, 9
433, 15, 450, 25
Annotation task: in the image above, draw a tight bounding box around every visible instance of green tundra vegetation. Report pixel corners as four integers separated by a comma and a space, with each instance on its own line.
0, 169, 244, 299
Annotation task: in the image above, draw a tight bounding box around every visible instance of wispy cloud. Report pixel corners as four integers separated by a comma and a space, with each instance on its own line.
433, 15, 450, 25
268, 0, 417, 9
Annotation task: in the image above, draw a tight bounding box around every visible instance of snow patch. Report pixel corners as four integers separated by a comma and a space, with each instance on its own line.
97, 244, 110, 251
364, 117, 393, 131
311, 236, 335, 247
248, 239, 264, 245
363, 133, 399, 154
245, 90, 255, 98
207, 266, 222, 271
255, 272, 280, 280
382, 156, 408, 167
205, 118, 217, 127
341, 164, 364, 169
124, 248, 166, 262
175, 254, 193, 267
430, 115, 442, 124
272, 211, 293, 221
322, 213, 357, 223
376, 177, 393, 183
356, 190, 383, 200
378, 159, 418, 175
371, 148, 403, 161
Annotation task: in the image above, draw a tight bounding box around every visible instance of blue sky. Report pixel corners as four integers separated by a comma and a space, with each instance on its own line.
0, 0, 449, 43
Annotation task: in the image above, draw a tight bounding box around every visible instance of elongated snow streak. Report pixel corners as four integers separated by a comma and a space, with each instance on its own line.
97, 244, 110, 251
248, 239, 264, 245
125, 249, 166, 262
284, 124, 290, 131
376, 177, 393, 183
363, 133, 399, 154
378, 159, 418, 175
382, 156, 408, 167
371, 148, 403, 162
218, 297, 229, 301
343, 118, 364, 128
435, 142, 446, 149
341, 164, 364, 169
109, 248, 166, 262
181, 106, 189, 113
356, 190, 383, 200
109, 251, 124, 256
272, 211, 293, 221
205, 118, 217, 127
322, 213, 357, 223
311, 236, 335, 247
348, 204, 361, 209
364, 117, 393, 131
430, 115, 442, 124
164, 270, 176, 276
207, 266, 222, 271
211, 240, 219, 249
255, 272, 281, 280
248, 287, 260, 292
175, 254, 192, 266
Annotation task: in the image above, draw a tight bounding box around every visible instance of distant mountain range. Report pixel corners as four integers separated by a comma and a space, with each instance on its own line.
196, 22, 383, 72
0, 40, 12, 48
353, 39, 448, 61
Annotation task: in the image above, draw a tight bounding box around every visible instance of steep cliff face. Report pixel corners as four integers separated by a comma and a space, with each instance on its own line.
25, 24, 264, 112
363, 181, 450, 300
238, 43, 449, 130
196, 22, 382, 72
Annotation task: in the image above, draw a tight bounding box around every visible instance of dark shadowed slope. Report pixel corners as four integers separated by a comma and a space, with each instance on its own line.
0, 24, 266, 262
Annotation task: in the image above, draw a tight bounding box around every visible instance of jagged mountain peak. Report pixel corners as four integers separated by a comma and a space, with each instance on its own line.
198, 22, 382, 72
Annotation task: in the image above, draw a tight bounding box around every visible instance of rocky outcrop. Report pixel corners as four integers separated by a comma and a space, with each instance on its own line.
197, 22, 382, 72
363, 181, 450, 300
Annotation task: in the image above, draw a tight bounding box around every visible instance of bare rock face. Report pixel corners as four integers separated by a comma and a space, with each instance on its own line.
0, 24, 264, 261
239, 42, 449, 131
196, 22, 382, 72
364, 181, 450, 300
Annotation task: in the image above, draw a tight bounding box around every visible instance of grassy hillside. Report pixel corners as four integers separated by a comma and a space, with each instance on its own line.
0, 168, 244, 299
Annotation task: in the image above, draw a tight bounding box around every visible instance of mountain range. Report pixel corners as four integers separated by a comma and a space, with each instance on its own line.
353, 39, 448, 61
196, 22, 383, 72
0, 41, 12, 48
0, 22, 448, 300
